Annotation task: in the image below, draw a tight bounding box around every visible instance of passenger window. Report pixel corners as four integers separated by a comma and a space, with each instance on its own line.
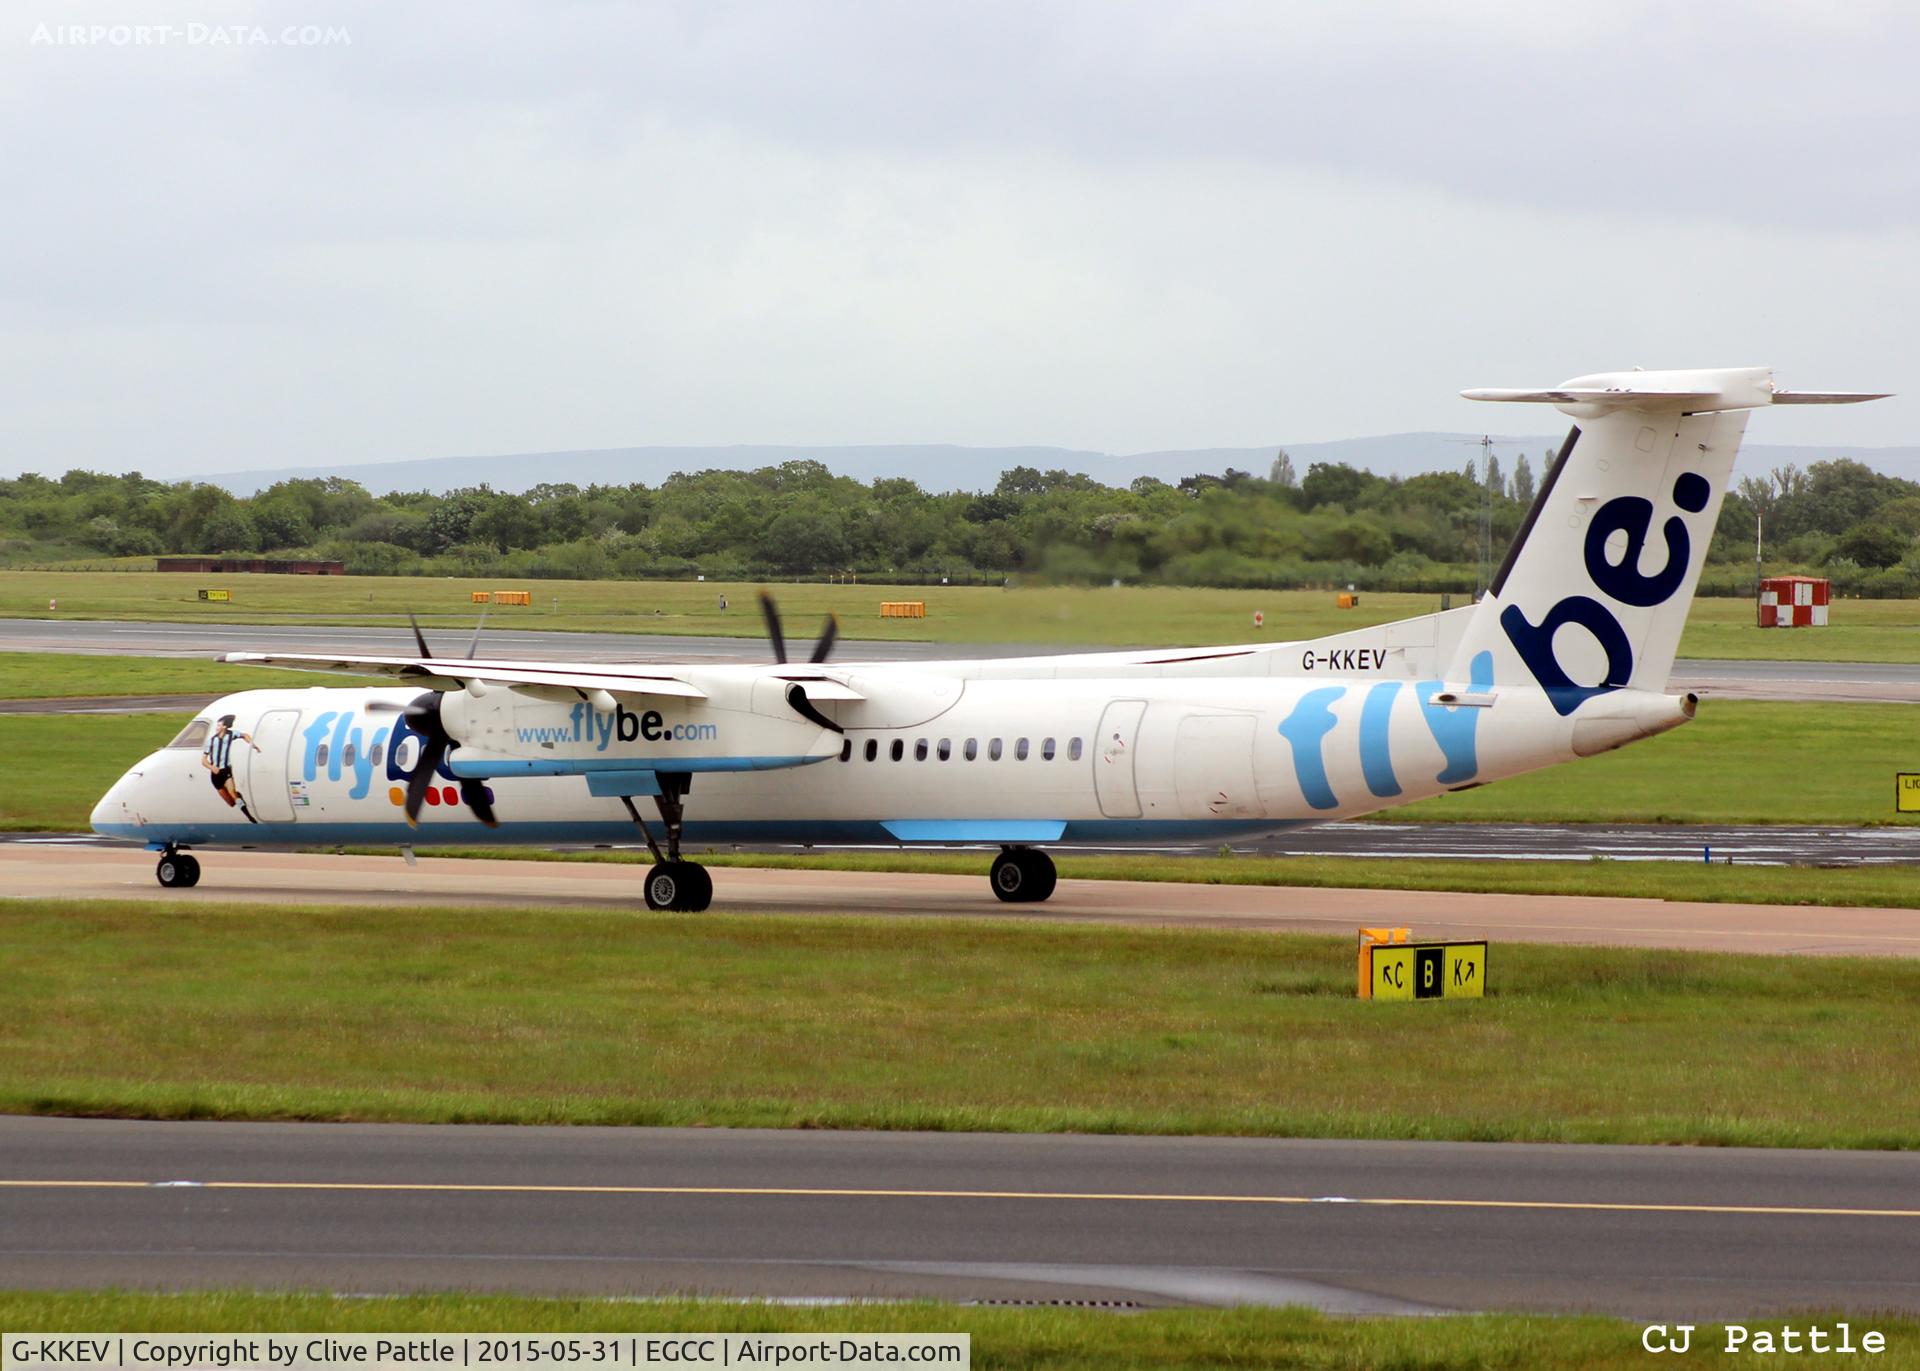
964, 738, 978, 760
865, 739, 878, 762
890, 739, 904, 761
1016, 738, 1030, 760
315, 743, 329, 768
840, 739, 852, 761
1069, 737, 1084, 761
343, 743, 357, 766
394, 736, 420, 771
914, 738, 928, 761
937, 738, 952, 761
167, 719, 210, 750
1042, 737, 1056, 761
370, 743, 384, 765
989, 738, 1003, 761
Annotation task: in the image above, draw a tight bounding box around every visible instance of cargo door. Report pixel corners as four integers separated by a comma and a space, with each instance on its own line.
1174, 714, 1260, 819
245, 709, 302, 823
1093, 698, 1147, 819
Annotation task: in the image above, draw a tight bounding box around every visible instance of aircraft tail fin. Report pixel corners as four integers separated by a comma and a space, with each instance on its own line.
1444, 367, 1886, 711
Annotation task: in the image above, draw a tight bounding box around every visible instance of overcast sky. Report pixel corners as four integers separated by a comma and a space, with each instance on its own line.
3, 0, 1915, 479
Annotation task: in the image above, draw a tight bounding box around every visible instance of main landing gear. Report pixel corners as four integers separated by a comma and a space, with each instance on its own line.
155, 847, 201, 888
620, 773, 713, 913
990, 846, 1056, 903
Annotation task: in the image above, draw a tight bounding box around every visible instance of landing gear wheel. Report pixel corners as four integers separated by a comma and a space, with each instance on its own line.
644, 861, 713, 913
990, 847, 1056, 903
156, 853, 199, 888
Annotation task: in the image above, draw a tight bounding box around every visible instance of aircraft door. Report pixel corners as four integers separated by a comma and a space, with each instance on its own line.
246, 709, 301, 823
1093, 698, 1147, 819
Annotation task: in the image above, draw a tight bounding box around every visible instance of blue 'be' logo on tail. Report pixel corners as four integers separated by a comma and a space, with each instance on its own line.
1501, 472, 1709, 716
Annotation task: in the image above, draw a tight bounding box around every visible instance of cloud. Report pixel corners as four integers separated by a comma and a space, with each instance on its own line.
0, 0, 1911, 476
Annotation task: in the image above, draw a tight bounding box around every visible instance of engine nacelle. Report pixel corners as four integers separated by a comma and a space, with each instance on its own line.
436, 675, 840, 778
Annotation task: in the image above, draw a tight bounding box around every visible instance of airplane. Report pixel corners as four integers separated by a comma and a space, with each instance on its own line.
91, 366, 1886, 910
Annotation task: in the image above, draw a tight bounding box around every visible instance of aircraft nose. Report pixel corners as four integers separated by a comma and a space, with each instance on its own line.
90, 771, 134, 833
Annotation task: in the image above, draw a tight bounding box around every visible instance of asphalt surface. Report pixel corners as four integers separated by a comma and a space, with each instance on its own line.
2, 1116, 1915, 1316
2, 617, 1915, 700
7, 847, 1917, 955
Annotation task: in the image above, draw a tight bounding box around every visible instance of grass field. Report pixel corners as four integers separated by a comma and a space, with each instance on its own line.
6, 898, 1919, 1147
7, 568, 1919, 660
7, 696, 1912, 834
0, 651, 364, 699
0, 713, 189, 831
13, 1293, 1908, 1371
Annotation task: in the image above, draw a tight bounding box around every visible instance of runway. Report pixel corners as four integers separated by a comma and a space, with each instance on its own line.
2, 618, 1914, 701
2, 1116, 1915, 1316
4, 845, 1915, 955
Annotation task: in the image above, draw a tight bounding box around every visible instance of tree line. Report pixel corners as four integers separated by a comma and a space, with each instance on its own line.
3, 448, 1916, 595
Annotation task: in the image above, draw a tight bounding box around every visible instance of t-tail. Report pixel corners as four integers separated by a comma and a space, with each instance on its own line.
1446, 367, 1887, 712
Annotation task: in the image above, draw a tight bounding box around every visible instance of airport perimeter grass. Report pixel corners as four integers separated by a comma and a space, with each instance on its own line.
6, 696, 1912, 833
5, 898, 1919, 1148
9, 1295, 1919, 1371
0, 651, 365, 699
0, 713, 188, 831
7, 568, 1920, 660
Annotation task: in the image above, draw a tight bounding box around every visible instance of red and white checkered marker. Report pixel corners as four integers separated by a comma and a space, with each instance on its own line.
1758, 576, 1829, 628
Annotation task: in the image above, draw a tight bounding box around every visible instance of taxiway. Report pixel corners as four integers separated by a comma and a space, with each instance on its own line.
3, 845, 1914, 956
2, 1116, 1915, 1316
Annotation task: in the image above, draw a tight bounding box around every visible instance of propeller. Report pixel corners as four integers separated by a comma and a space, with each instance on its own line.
758, 591, 844, 735
758, 591, 838, 665
365, 612, 501, 829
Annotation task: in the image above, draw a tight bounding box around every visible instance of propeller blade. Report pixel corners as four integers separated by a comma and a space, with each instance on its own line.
809, 614, 839, 664
368, 695, 438, 716
403, 732, 448, 828
460, 778, 499, 828
466, 606, 488, 660
759, 591, 788, 664
407, 610, 433, 660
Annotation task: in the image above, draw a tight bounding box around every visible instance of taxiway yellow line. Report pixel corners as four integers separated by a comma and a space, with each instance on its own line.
0, 1178, 1915, 1219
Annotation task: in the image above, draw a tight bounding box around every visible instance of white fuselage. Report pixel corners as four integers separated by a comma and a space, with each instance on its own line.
92, 629, 1690, 851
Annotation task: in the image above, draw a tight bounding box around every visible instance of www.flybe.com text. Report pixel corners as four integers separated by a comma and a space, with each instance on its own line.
516, 703, 718, 750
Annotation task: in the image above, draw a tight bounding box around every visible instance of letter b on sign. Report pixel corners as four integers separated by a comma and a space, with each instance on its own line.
1414, 947, 1443, 999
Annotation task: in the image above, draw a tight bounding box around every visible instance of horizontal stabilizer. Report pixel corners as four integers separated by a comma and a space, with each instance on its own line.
1769, 391, 1893, 404
1462, 387, 1721, 408
1464, 368, 1890, 417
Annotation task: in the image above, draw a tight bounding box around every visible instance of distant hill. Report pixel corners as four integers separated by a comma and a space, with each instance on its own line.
200, 434, 1920, 495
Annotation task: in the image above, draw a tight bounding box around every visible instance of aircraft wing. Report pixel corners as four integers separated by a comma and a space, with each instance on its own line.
220, 652, 711, 700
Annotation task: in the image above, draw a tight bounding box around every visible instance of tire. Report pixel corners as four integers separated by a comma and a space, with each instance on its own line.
990, 850, 1026, 903
156, 855, 186, 888
177, 854, 202, 888
645, 862, 713, 912
1019, 849, 1057, 903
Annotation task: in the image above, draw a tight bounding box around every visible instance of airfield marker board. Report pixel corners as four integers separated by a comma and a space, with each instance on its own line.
1360, 939, 1488, 1001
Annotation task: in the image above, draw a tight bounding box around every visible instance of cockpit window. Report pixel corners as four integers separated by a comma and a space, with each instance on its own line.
168, 719, 210, 750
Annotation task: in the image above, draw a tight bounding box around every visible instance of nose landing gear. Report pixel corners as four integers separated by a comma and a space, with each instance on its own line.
155, 848, 201, 888
989, 846, 1056, 903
